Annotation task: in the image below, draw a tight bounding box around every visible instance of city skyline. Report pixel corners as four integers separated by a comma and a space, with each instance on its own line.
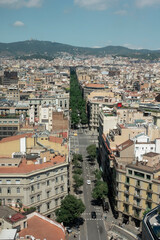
0, 0, 160, 50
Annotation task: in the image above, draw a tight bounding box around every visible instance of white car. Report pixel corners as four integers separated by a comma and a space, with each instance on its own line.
87, 180, 91, 185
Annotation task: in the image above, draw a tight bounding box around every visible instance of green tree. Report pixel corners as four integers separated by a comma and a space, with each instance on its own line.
92, 181, 108, 202
73, 168, 83, 175
73, 174, 84, 193
86, 144, 97, 160
94, 169, 102, 181
55, 195, 85, 225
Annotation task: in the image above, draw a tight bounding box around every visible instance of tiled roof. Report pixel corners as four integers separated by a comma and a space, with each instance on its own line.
7, 213, 26, 223
0, 156, 66, 174
117, 139, 134, 151
19, 214, 66, 240
49, 136, 63, 144
86, 83, 105, 88
0, 133, 33, 143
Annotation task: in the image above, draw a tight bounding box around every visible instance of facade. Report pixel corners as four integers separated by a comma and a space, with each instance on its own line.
0, 156, 68, 218
0, 115, 22, 140
115, 161, 160, 226
0, 133, 69, 218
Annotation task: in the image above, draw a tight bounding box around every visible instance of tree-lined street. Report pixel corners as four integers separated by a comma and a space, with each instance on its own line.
69, 129, 107, 240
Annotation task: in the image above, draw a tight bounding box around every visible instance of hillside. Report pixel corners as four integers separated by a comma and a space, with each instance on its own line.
0, 40, 160, 60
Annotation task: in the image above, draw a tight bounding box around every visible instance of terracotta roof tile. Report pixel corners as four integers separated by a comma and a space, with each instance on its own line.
0, 156, 66, 174
0, 133, 33, 143
19, 214, 66, 240
86, 83, 105, 88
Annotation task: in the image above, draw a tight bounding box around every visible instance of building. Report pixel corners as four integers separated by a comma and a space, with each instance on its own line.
0, 133, 69, 218
142, 205, 160, 240
3, 71, 18, 86
115, 160, 160, 227
0, 114, 23, 140
19, 212, 66, 240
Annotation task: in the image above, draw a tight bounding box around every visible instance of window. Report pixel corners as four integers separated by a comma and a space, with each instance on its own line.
37, 183, 40, 189
7, 187, 11, 194
31, 197, 34, 203
147, 175, 151, 180
47, 180, 49, 186
61, 186, 64, 192
134, 171, 144, 178
0, 180, 2, 184
128, 170, 132, 175
55, 188, 58, 194
17, 187, 20, 194
61, 175, 64, 181
47, 191, 50, 198
55, 199, 58, 206
16, 180, 20, 184
31, 185, 34, 192
37, 206, 40, 213
55, 177, 58, 183
30, 178, 34, 182
126, 177, 129, 184
47, 202, 50, 210
0, 188, 1, 193
37, 194, 40, 201
6, 180, 11, 184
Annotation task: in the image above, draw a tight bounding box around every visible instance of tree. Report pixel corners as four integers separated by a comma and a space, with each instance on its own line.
55, 195, 85, 225
73, 174, 84, 193
92, 181, 108, 202
94, 169, 102, 181
86, 144, 97, 160
73, 168, 83, 175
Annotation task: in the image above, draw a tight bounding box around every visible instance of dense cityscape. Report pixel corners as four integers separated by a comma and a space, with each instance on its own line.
0, 51, 159, 240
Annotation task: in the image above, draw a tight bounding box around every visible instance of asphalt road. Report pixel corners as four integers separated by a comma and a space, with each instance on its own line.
70, 129, 107, 240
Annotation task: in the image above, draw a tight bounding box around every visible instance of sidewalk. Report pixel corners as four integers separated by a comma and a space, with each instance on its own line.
103, 209, 141, 240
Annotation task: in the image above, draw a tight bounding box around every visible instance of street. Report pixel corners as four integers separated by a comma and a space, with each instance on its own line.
69, 129, 107, 240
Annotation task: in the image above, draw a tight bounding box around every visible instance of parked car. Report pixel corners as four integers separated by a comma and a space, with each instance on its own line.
86, 180, 91, 184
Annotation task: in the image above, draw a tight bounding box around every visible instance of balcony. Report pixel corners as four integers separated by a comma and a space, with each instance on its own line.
124, 190, 130, 195
133, 203, 142, 209
133, 212, 141, 220
125, 182, 130, 186
146, 196, 152, 202
147, 186, 153, 193
123, 200, 130, 205
135, 183, 141, 189
134, 193, 141, 199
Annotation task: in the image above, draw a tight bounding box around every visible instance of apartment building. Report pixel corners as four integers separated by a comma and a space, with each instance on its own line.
0, 115, 23, 140
83, 83, 105, 99
115, 159, 160, 227
0, 133, 69, 218
87, 91, 116, 131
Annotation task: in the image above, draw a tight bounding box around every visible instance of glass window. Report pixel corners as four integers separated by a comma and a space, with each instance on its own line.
17, 187, 20, 194
61, 175, 64, 181
134, 171, 144, 178
147, 175, 151, 180
128, 170, 132, 175
7, 187, 11, 194
6, 180, 11, 184
16, 180, 20, 184
47, 180, 49, 186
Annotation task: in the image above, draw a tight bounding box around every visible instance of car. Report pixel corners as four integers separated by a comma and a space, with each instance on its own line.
91, 211, 97, 219
86, 180, 91, 185
65, 227, 72, 233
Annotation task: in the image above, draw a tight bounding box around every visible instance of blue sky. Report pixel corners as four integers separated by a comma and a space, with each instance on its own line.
0, 0, 160, 50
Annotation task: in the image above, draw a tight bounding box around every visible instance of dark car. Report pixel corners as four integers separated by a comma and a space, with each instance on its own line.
91, 211, 97, 219
103, 201, 109, 212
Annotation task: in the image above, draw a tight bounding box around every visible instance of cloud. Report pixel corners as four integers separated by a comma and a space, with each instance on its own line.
74, 0, 115, 11
13, 21, 25, 27
114, 9, 127, 15
135, 0, 160, 7
0, 0, 43, 8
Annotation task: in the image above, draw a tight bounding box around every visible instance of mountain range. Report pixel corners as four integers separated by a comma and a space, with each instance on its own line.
0, 40, 160, 60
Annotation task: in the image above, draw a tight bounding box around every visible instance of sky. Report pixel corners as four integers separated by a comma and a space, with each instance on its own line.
0, 0, 160, 50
